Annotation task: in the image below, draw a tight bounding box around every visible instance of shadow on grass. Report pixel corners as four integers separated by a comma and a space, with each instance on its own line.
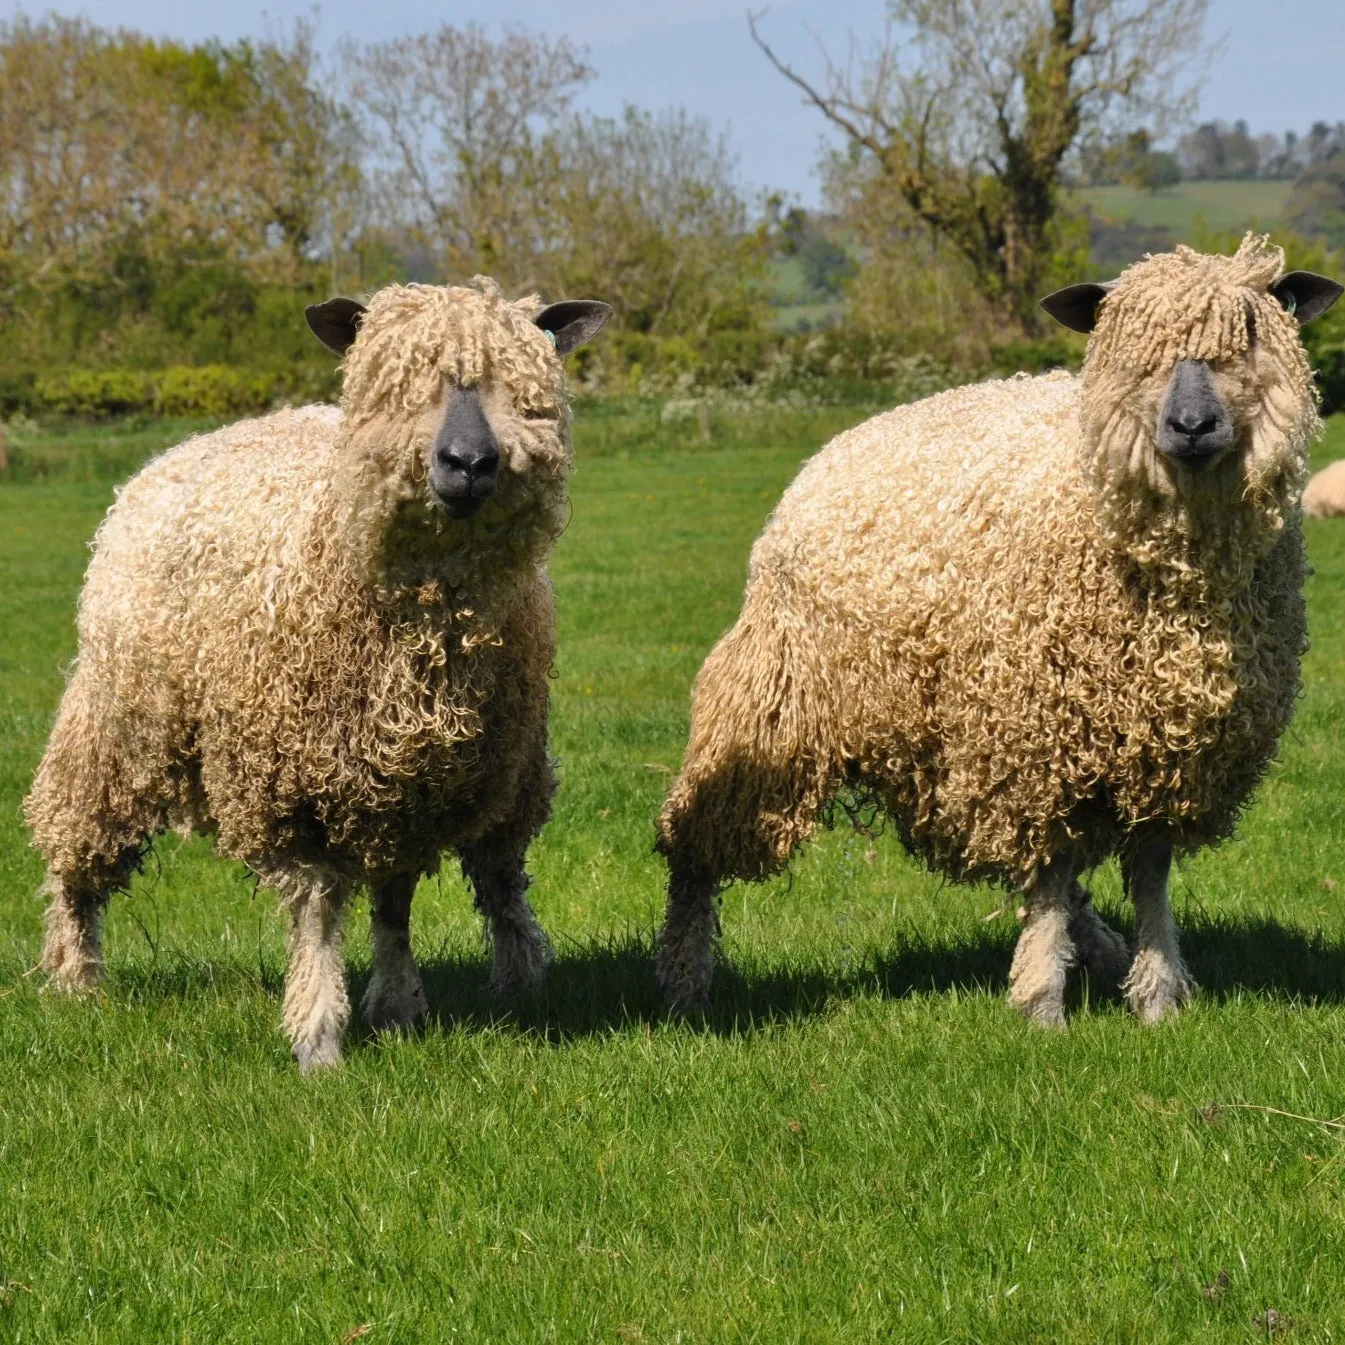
39, 910, 1345, 1054
350, 909, 1345, 1047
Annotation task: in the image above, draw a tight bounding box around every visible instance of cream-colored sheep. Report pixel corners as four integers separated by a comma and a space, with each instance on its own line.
1304, 459, 1345, 517
24, 277, 610, 1069
656, 236, 1341, 1027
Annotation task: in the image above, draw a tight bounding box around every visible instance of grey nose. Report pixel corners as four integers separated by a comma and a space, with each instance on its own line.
430, 388, 500, 512
1157, 360, 1235, 464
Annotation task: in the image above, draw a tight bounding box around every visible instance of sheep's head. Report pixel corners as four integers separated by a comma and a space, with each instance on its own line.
1042, 236, 1341, 565
308, 277, 610, 588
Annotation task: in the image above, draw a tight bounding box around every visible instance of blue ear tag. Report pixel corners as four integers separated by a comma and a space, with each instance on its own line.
544, 329, 557, 347
1282, 291, 1297, 316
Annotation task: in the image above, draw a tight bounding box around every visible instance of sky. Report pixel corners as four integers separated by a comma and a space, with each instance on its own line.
4, 0, 1344, 206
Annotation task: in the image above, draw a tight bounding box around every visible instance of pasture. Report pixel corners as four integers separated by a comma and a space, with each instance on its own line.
2, 403, 1345, 1341
1077, 178, 1294, 237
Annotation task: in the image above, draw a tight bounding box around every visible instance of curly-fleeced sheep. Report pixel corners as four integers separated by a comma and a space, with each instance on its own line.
24, 277, 610, 1069
655, 236, 1342, 1027
1304, 459, 1345, 517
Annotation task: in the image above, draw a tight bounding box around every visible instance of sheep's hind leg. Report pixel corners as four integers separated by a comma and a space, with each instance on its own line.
461, 849, 552, 996
1008, 859, 1078, 1029
655, 863, 719, 1014
361, 874, 428, 1033
39, 875, 107, 993
1122, 827, 1195, 1023
1067, 880, 1131, 993
275, 868, 351, 1072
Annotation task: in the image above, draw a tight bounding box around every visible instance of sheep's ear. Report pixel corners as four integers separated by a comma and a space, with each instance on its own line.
535, 300, 613, 356
305, 297, 367, 355
1039, 281, 1116, 334
1270, 271, 1343, 325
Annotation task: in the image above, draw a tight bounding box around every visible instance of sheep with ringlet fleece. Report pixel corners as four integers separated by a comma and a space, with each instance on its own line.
655, 235, 1341, 1028
1303, 458, 1345, 517
24, 277, 610, 1070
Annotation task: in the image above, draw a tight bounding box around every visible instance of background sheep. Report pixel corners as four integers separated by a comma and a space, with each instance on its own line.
656, 236, 1341, 1028
24, 277, 610, 1069
1304, 459, 1345, 517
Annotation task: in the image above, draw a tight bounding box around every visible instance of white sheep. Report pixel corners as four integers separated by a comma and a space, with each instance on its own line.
24, 278, 610, 1069
656, 237, 1341, 1027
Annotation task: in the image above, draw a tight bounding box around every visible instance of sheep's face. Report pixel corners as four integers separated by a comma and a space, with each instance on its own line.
308, 280, 610, 583
1041, 238, 1341, 556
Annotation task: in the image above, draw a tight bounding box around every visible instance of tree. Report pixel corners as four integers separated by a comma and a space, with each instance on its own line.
535, 106, 766, 337
751, 0, 1211, 330
344, 24, 594, 276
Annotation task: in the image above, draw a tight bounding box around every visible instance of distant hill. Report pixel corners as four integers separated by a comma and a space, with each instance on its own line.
1074, 179, 1293, 236
1071, 178, 1295, 277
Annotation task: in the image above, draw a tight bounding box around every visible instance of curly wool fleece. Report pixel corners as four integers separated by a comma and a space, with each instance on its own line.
659, 236, 1316, 892
26, 278, 572, 899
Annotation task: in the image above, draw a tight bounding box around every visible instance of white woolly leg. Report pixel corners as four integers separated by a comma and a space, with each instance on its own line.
1008, 862, 1077, 1030
465, 860, 552, 996
1123, 830, 1196, 1023
655, 868, 719, 1013
39, 874, 105, 993
277, 871, 350, 1072
362, 875, 428, 1033
1067, 882, 1132, 992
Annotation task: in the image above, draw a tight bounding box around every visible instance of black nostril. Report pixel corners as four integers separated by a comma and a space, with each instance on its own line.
1168, 414, 1219, 440
440, 443, 499, 476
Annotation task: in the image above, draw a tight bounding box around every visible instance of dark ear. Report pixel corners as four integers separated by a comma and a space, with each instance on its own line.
1270, 271, 1344, 324
305, 297, 367, 355
1039, 281, 1116, 334
535, 300, 613, 356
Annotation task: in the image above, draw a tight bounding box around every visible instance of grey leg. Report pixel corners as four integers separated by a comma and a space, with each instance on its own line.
461, 852, 552, 995
1008, 859, 1078, 1029
1122, 828, 1196, 1023
1067, 880, 1132, 992
275, 868, 350, 1072
655, 865, 719, 1013
361, 874, 428, 1033
39, 874, 106, 993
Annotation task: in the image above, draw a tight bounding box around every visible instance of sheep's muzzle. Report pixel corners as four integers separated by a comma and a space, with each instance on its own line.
429, 387, 500, 518
1156, 359, 1235, 470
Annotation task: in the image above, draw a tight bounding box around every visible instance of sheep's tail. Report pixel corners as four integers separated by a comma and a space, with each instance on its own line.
656, 577, 844, 889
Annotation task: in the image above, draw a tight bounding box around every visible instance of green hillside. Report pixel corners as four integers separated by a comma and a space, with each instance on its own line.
1076, 179, 1294, 237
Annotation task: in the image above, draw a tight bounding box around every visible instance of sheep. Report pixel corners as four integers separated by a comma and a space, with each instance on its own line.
655, 236, 1342, 1028
24, 277, 611, 1070
1304, 459, 1345, 517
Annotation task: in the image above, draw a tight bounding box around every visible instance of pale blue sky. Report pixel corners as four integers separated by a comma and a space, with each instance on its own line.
4, 0, 1343, 204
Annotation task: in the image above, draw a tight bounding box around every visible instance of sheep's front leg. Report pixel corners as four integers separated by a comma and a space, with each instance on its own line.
39, 874, 107, 993
460, 848, 552, 995
1123, 827, 1196, 1023
655, 864, 720, 1014
362, 874, 428, 1033
1008, 859, 1078, 1029
276, 869, 351, 1072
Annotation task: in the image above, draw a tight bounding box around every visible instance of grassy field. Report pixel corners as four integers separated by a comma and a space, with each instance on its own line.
3, 404, 1345, 1341
1076, 179, 1293, 237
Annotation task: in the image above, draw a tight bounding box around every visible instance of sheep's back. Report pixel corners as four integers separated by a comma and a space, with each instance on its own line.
741, 370, 1304, 878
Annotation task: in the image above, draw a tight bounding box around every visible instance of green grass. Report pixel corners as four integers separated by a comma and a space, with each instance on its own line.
1076, 179, 1294, 237
3, 408, 1345, 1341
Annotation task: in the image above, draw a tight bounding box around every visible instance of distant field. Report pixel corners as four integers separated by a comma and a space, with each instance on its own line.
1076, 178, 1293, 238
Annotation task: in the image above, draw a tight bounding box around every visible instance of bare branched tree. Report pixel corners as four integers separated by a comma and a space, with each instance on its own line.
752, 0, 1212, 328
344, 24, 594, 274
538, 107, 762, 336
